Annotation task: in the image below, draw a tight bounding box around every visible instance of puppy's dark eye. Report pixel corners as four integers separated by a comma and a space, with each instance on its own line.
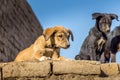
58, 35, 63, 38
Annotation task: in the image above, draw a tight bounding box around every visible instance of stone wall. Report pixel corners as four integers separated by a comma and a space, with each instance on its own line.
0, 60, 120, 80
0, 0, 43, 62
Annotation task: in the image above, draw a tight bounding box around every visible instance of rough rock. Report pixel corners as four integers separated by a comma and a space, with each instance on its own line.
0, 60, 120, 80
100, 63, 119, 76
53, 60, 100, 75
2, 61, 51, 78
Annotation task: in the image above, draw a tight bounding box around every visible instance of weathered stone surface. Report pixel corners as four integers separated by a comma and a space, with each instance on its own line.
53, 60, 100, 75
0, 0, 43, 62
2, 61, 51, 78
49, 74, 98, 80
4, 77, 44, 80
118, 64, 120, 72
94, 75, 120, 80
100, 63, 119, 76
0, 61, 120, 79
0, 63, 7, 68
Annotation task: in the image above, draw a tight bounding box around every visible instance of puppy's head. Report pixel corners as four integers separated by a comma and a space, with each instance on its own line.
92, 13, 119, 34
43, 26, 74, 49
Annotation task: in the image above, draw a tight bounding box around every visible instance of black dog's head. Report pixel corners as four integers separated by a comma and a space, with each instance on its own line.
92, 13, 119, 34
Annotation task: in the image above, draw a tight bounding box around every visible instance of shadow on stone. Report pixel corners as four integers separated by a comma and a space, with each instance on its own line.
99, 70, 109, 77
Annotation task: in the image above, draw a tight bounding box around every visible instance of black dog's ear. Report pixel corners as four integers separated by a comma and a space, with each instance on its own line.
110, 14, 119, 21
92, 13, 104, 20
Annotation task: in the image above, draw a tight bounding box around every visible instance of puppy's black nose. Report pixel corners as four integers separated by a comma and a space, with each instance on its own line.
67, 44, 70, 48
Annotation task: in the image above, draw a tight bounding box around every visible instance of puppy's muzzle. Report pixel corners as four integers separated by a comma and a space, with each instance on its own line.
66, 44, 70, 48
63, 44, 70, 49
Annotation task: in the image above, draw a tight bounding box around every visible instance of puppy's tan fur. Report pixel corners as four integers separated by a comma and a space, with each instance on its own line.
14, 26, 73, 62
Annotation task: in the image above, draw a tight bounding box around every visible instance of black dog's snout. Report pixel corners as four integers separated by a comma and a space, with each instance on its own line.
106, 30, 110, 33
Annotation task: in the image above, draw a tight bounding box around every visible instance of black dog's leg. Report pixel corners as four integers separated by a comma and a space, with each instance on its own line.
105, 57, 110, 63
75, 54, 90, 60
104, 51, 110, 63
75, 55, 81, 60
111, 53, 116, 62
100, 52, 110, 63
89, 48, 97, 60
100, 53, 105, 63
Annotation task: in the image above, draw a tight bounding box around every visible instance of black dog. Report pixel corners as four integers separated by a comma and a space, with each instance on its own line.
104, 26, 120, 63
75, 13, 118, 61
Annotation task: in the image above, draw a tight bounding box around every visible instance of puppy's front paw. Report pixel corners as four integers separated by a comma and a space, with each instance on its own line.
59, 56, 68, 60
39, 56, 51, 61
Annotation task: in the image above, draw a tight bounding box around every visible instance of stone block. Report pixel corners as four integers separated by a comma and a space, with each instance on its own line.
100, 63, 119, 76
2, 61, 51, 78
53, 60, 100, 75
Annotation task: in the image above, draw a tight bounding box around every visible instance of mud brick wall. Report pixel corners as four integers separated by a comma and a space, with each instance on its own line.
0, 60, 120, 80
0, 0, 43, 62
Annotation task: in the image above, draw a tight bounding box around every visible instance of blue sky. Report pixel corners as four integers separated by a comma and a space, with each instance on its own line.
27, 0, 120, 63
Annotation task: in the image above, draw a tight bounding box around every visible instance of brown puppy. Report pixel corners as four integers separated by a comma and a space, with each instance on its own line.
14, 26, 74, 62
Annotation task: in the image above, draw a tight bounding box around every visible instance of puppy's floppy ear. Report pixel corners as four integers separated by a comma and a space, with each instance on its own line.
67, 29, 74, 41
43, 28, 57, 41
110, 14, 119, 21
92, 13, 103, 20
